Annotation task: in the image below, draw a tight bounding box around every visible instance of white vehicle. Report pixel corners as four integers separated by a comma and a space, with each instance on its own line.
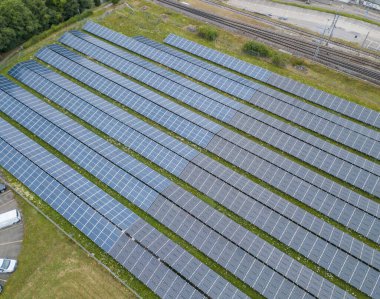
0, 259, 17, 273
0, 210, 21, 230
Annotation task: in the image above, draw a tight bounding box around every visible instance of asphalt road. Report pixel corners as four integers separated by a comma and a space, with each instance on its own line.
227, 0, 380, 50
0, 189, 23, 287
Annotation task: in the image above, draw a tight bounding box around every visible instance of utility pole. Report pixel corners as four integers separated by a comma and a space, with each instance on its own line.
326, 14, 339, 46
314, 21, 329, 60
362, 31, 370, 48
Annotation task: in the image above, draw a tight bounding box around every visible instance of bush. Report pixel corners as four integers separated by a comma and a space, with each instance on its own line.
197, 26, 218, 41
242, 40, 271, 57
271, 54, 287, 68
290, 56, 305, 67
111, 0, 120, 4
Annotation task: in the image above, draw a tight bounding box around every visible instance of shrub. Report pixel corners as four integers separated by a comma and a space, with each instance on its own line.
290, 56, 305, 66
242, 40, 271, 57
272, 54, 287, 68
111, 0, 120, 4
197, 26, 218, 41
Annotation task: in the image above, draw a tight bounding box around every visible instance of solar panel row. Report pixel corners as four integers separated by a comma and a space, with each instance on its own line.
131, 34, 380, 161
29, 44, 380, 243
0, 118, 224, 299
162, 33, 380, 130
61, 34, 380, 206
163, 34, 379, 143
8, 61, 380, 296
58, 31, 380, 200
0, 77, 343, 299
19, 59, 379, 252
79, 23, 380, 190
134, 34, 380, 161
1, 22, 377, 299
266, 74, 380, 129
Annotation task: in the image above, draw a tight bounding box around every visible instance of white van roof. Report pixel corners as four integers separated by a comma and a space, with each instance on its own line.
0, 209, 21, 229
0, 210, 19, 220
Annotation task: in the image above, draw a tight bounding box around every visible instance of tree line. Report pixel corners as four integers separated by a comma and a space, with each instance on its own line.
0, 0, 102, 53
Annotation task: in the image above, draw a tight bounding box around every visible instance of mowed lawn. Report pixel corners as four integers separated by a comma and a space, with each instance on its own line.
2, 195, 136, 299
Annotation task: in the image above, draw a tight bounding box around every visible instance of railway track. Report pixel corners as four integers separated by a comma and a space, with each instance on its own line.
156, 0, 380, 85
201, 0, 380, 63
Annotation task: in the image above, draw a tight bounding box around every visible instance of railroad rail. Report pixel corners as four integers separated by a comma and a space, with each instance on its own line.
201, 0, 380, 62
156, 0, 380, 85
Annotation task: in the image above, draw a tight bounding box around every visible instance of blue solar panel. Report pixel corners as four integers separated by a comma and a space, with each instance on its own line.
81, 23, 380, 196
266, 73, 380, 129
63, 30, 242, 117
0, 108, 245, 299
1, 77, 340, 299
2, 72, 329, 299
38, 44, 221, 150
0, 126, 123, 252
28, 48, 380, 240
133, 35, 380, 160
7, 60, 378, 296
163, 34, 380, 130
9, 61, 197, 178
0, 80, 171, 211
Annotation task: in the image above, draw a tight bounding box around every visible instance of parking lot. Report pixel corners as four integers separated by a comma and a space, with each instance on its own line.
0, 187, 23, 287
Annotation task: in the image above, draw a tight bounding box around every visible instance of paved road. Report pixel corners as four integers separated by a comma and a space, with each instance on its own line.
227, 0, 380, 50
0, 189, 23, 287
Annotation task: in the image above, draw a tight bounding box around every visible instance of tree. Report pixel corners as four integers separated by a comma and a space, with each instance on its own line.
63, 0, 80, 19
0, 0, 39, 52
78, 0, 94, 12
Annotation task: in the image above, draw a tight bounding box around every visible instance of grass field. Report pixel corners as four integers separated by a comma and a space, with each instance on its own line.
2, 192, 136, 299
0, 0, 379, 298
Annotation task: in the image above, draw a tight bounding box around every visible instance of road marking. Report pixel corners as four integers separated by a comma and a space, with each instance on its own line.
0, 240, 22, 246
0, 200, 14, 209
0, 190, 11, 196
0, 223, 22, 233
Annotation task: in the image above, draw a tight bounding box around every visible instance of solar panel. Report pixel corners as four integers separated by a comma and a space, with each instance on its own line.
12, 61, 378, 255
80, 23, 380, 192
10, 63, 197, 177
140, 33, 380, 149
19, 55, 380, 242
133, 34, 380, 160
7, 63, 378, 298
266, 73, 380, 129
0, 118, 214, 299
0, 78, 337, 299
163, 33, 380, 130
65, 30, 380, 184
41, 44, 222, 150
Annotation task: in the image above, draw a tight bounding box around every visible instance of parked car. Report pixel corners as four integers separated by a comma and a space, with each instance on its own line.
0, 210, 21, 230
0, 259, 17, 273
0, 184, 6, 193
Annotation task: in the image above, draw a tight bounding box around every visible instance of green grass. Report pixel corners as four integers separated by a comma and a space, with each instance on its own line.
0, 172, 147, 299
18, 52, 374, 296
0, 0, 378, 297
1, 72, 368, 297
0, 105, 261, 298
271, 0, 380, 27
